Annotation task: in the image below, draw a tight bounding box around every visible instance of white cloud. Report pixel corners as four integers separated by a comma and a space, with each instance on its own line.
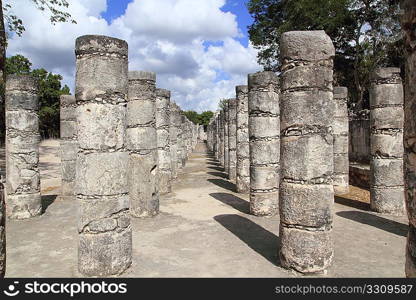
6, 0, 262, 112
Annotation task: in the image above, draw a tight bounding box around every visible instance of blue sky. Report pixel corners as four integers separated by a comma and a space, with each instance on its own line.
8, 0, 261, 112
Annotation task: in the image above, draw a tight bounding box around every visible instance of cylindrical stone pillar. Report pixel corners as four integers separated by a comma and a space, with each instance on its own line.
75, 35, 131, 276
127, 71, 159, 218
236, 85, 250, 194
402, 0, 416, 278
228, 98, 237, 181
248, 72, 280, 216
279, 31, 335, 274
60, 95, 77, 199
219, 110, 225, 166
370, 68, 405, 215
156, 88, 172, 195
333, 87, 349, 194
170, 102, 178, 180
0, 183, 5, 278
176, 107, 184, 172
224, 103, 229, 175
5, 74, 41, 219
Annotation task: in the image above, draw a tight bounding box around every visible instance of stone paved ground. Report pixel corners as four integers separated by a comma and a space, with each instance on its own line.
3, 140, 409, 277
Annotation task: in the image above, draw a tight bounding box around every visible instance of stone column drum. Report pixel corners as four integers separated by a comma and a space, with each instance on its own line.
156, 88, 172, 195
370, 68, 405, 215
402, 0, 416, 277
236, 85, 250, 194
279, 31, 335, 274
127, 71, 159, 218
5, 74, 41, 219
333, 87, 349, 194
248, 72, 280, 216
60, 95, 78, 199
228, 98, 237, 181
224, 103, 229, 175
0, 183, 5, 278
75, 35, 131, 276
170, 102, 178, 180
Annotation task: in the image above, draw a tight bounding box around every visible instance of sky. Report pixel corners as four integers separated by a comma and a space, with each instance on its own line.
6, 0, 262, 112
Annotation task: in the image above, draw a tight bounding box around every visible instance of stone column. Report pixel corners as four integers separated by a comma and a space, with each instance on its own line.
156, 88, 172, 195
236, 85, 250, 194
127, 71, 159, 218
75, 35, 131, 276
60, 95, 77, 199
0, 183, 5, 278
279, 31, 335, 274
170, 102, 178, 180
248, 72, 280, 216
176, 107, 184, 172
333, 87, 349, 194
228, 98, 237, 181
370, 68, 405, 215
224, 103, 229, 175
402, 0, 416, 277
218, 110, 225, 166
5, 74, 41, 219
214, 114, 219, 159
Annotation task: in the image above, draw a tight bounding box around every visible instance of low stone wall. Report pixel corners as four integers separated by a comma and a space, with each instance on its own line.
349, 163, 370, 189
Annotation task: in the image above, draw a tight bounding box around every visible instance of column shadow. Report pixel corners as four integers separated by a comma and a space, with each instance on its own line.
207, 171, 228, 179
41, 194, 58, 214
214, 214, 280, 265
336, 211, 408, 237
335, 196, 370, 211
207, 166, 225, 172
210, 192, 250, 214
207, 178, 236, 192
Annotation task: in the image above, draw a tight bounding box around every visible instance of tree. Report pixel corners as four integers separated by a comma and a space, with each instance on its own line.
0, 0, 76, 144
6, 55, 70, 138
184, 110, 214, 126
247, 0, 402, 109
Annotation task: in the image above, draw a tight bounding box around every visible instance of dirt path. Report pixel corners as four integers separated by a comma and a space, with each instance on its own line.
5, 141, 409, 277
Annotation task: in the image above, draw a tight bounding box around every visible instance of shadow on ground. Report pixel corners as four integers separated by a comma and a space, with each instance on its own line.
41, 195, 58, 214
210, 192, 249, 214
336, 210, 408, 237
214, 214, 279, 265
207, 178, 235, 192
335, 196, 370, 211
207, 171, 228, 179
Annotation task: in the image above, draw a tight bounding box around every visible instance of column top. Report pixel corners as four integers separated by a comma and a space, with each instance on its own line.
236, 85, 248, 93
248, 71, 279, 89
280, 30, 334, 61
371, 67, 401, 82
6, 74, 38, 92
334, 87, 348, 99
156, 88, 171, 98
60, 95, 76, 105
75, 35, 128, 56
129, 71, 156, 81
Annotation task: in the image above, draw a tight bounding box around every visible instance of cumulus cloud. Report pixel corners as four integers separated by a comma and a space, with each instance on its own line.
6, 0, 262, 112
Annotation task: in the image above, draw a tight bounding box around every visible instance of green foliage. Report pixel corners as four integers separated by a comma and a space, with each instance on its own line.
184, 110, 214, 126
3, 0, 76, 37
6, 54, 70, 138
247, 0, 402, 108
218, 98, 229, 110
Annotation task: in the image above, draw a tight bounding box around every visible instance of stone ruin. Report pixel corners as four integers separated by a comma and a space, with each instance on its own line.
1, 20, 416, 277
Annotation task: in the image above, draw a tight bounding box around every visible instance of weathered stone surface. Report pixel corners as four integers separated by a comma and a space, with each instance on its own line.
370, 67, 405, 215
60, 95, 77, 199
236, 85, 250, 193
170, 104, 179, 179
5, 74, 42, 219
75, 35, 131, 276
279, 182, 333, 228
224, 102, 230, 175
333, 87, 349, 194
127, 71, 159, 217
248, 71, 280, 216
156, 88, 172, 194
228, 98, 237, 181
0, 184, 4, 278
279, 226, 333, 274
279, 31, 335, 274
219, 110, 225, 166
